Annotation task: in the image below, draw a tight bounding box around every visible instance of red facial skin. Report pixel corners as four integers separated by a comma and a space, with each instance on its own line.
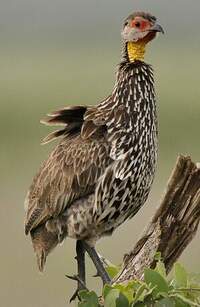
130, 17, 152, 32
128, 17, 156, 43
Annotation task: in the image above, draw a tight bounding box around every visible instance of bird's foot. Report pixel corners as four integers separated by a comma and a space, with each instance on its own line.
65, 274, 88, 303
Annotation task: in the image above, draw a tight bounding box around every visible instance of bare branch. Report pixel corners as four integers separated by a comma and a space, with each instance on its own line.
114, 155, 200, 284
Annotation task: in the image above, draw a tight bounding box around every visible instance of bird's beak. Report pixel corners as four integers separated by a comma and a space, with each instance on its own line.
150, 23, 164, 34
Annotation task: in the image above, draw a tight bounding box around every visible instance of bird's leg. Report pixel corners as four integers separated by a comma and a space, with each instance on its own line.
82, 241, 111, 285
66, 240, 87, 302
76, 240, 86, 292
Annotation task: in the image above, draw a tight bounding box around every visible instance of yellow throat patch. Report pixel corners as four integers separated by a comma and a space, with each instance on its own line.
127, 41, 146, 62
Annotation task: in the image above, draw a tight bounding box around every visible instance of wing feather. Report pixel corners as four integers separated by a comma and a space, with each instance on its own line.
25, 134, 111, 234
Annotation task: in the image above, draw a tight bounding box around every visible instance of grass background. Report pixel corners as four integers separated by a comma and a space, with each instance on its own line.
0, 0, 200, 306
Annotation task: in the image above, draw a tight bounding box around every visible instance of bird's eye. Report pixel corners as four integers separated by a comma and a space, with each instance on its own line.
135, 22, 141, 28
124, 21, 129, 27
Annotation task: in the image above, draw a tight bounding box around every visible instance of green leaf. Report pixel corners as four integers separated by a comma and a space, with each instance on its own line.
81, 261, 200, 307
103, 283, 135, 304
155, 297, 175, 307
104, 289, 130, 307
106, 265, 121, 279
171, 293, 200, 306
103, 284, 114, 298
78, 290, 99, 307
173, 297, 190, 307
116, 293, 130, 307
134, 284, 147, 302
113, 281, 138, 303
155, 260, 167, 279
104, 289, 120, 307
131, 302, 146, 307
174, 263, 188, 288
144, 268, 169, 296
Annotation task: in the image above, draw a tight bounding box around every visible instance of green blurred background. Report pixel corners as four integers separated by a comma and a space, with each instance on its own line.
0, 0, 200, 306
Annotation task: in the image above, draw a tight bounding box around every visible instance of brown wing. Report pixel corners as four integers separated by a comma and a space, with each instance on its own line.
25, 106, 111, 235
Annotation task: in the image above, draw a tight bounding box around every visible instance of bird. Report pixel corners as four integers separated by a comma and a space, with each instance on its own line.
24, 11, 163, 300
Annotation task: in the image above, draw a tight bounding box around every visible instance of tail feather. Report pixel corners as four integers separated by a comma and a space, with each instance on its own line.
41, 124, 80, 144
40, 105, 87, 144
30, 223, 64, 272
41, 106, 87, 126
30, 214, 68, 271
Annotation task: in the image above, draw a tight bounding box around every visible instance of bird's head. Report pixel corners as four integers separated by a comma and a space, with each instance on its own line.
121, 12, 164, 62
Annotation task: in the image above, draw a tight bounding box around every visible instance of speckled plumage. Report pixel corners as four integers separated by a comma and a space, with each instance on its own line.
25, 12, 159, 271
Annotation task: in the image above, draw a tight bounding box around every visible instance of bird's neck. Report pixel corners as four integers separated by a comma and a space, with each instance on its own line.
127, 41, 146, 62
121, 41, 147, 63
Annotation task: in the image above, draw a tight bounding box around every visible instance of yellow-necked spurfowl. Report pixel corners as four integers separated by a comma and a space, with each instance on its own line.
24, 11, 163, 301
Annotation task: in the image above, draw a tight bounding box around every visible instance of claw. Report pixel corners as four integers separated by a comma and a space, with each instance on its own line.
69, 289, 80, 303
66, 274, 87, 288
65, 274, 79, 281
66, 274, 88, 302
